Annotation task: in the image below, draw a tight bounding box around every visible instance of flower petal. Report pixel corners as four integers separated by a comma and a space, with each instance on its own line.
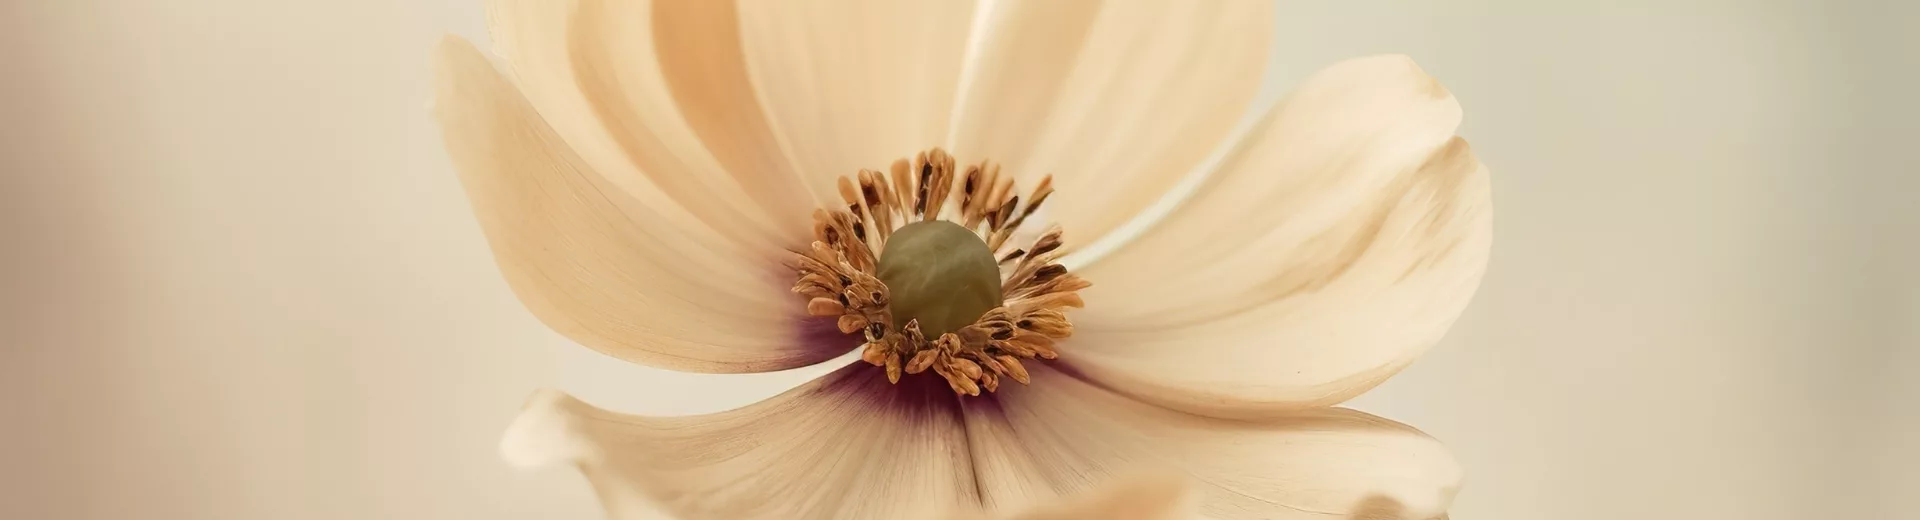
933, 472, 1198, 520
949, 1, 1273, 247
482, 0, 651, 208
1067, 55, 1490, 416
962, 365, 1461, 520
431, 36, 847, 373
485, 0, 809, 244
734, 0, 978, 199
997, 473, 1197, 520
500, 365, 978, 520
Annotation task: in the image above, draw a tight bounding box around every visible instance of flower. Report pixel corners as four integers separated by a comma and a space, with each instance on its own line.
430, 1, 1490, 519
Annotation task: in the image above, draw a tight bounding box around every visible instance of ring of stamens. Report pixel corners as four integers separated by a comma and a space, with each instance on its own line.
790, 148, 1088, 396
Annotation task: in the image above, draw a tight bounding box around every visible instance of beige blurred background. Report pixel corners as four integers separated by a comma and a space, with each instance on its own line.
2, 1, 1914, 519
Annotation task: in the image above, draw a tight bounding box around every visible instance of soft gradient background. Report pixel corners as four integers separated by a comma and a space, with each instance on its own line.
3, 1, 1914, 519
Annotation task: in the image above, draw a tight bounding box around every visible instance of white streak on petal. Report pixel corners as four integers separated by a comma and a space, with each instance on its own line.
558, 346, 864, 417
944, 0, 1001, 144
1059, 93, 1277, 272
951, 0, 1274, 249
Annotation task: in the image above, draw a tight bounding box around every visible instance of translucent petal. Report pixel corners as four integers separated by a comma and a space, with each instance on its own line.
501, 365, 976, 519
487, 0, 810, 243
432, 36, 849, 373
963, 364, 1462, 520
1070, 55, 1491, 416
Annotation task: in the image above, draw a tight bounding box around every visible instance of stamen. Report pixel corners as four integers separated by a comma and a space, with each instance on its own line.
959, 164, 983, 225
791, 148, 1088, 396
1009, 175, 1052, 230
913, 151, 932, 217
890, 159, 913, 221
998, 249, 1025, 265
985, 166, 1012, 216
986, 196, 1015, 234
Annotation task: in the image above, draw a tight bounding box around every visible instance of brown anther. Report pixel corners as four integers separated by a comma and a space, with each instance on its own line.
960, 165, 982, 216
925, 149, 955, 220
883, 348, 904, 383
1009, 332, 1060, 360
1007, 176, 1053, 231
1012, 274, 1090, 302
817, 222, 839, 248
837, 314, 867, 334
1031, 264, 1067, 284
900, 319, 926, 346
906, 348, 939, 374
806, 297, 845, 316
987, 171, 1012, 214
990, 196, 1017, 230
912, 151, 932, 217
859, 172, 884, 208
890, 159, 913, 219
861, 341, 890, 366
936, 362, 981, 396
1021, 292, 1085, 310
952, 356, 983, 381
997, 355, 1030, 384
968, 160, 1004, 229
792, 272, 835, 297
858, 170, 894, 243
977, 354, 1007, 374
1029, 230, 1064, 257
1017, 310, 1073, 337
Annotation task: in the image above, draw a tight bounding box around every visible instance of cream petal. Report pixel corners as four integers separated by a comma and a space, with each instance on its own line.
932, 473, 1198, 520
961, 365, 1462, 520
501, 364, 978, 520
482, 0, 662, 217
733, 0, 978, 200
486, 0, 812, 245
432, 37, 848, 373
1068, 55, 1491, 416
949, 0, 1273, 248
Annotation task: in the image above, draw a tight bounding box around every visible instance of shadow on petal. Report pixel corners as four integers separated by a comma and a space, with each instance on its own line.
1350, 495, 1453, 520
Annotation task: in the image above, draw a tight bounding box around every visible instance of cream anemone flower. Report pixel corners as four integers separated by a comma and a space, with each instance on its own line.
431, 1, 1490, 519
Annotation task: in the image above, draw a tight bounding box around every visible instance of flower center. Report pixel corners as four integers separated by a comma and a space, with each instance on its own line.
875, 221, 1003, 337
789, 148, 1087, 396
